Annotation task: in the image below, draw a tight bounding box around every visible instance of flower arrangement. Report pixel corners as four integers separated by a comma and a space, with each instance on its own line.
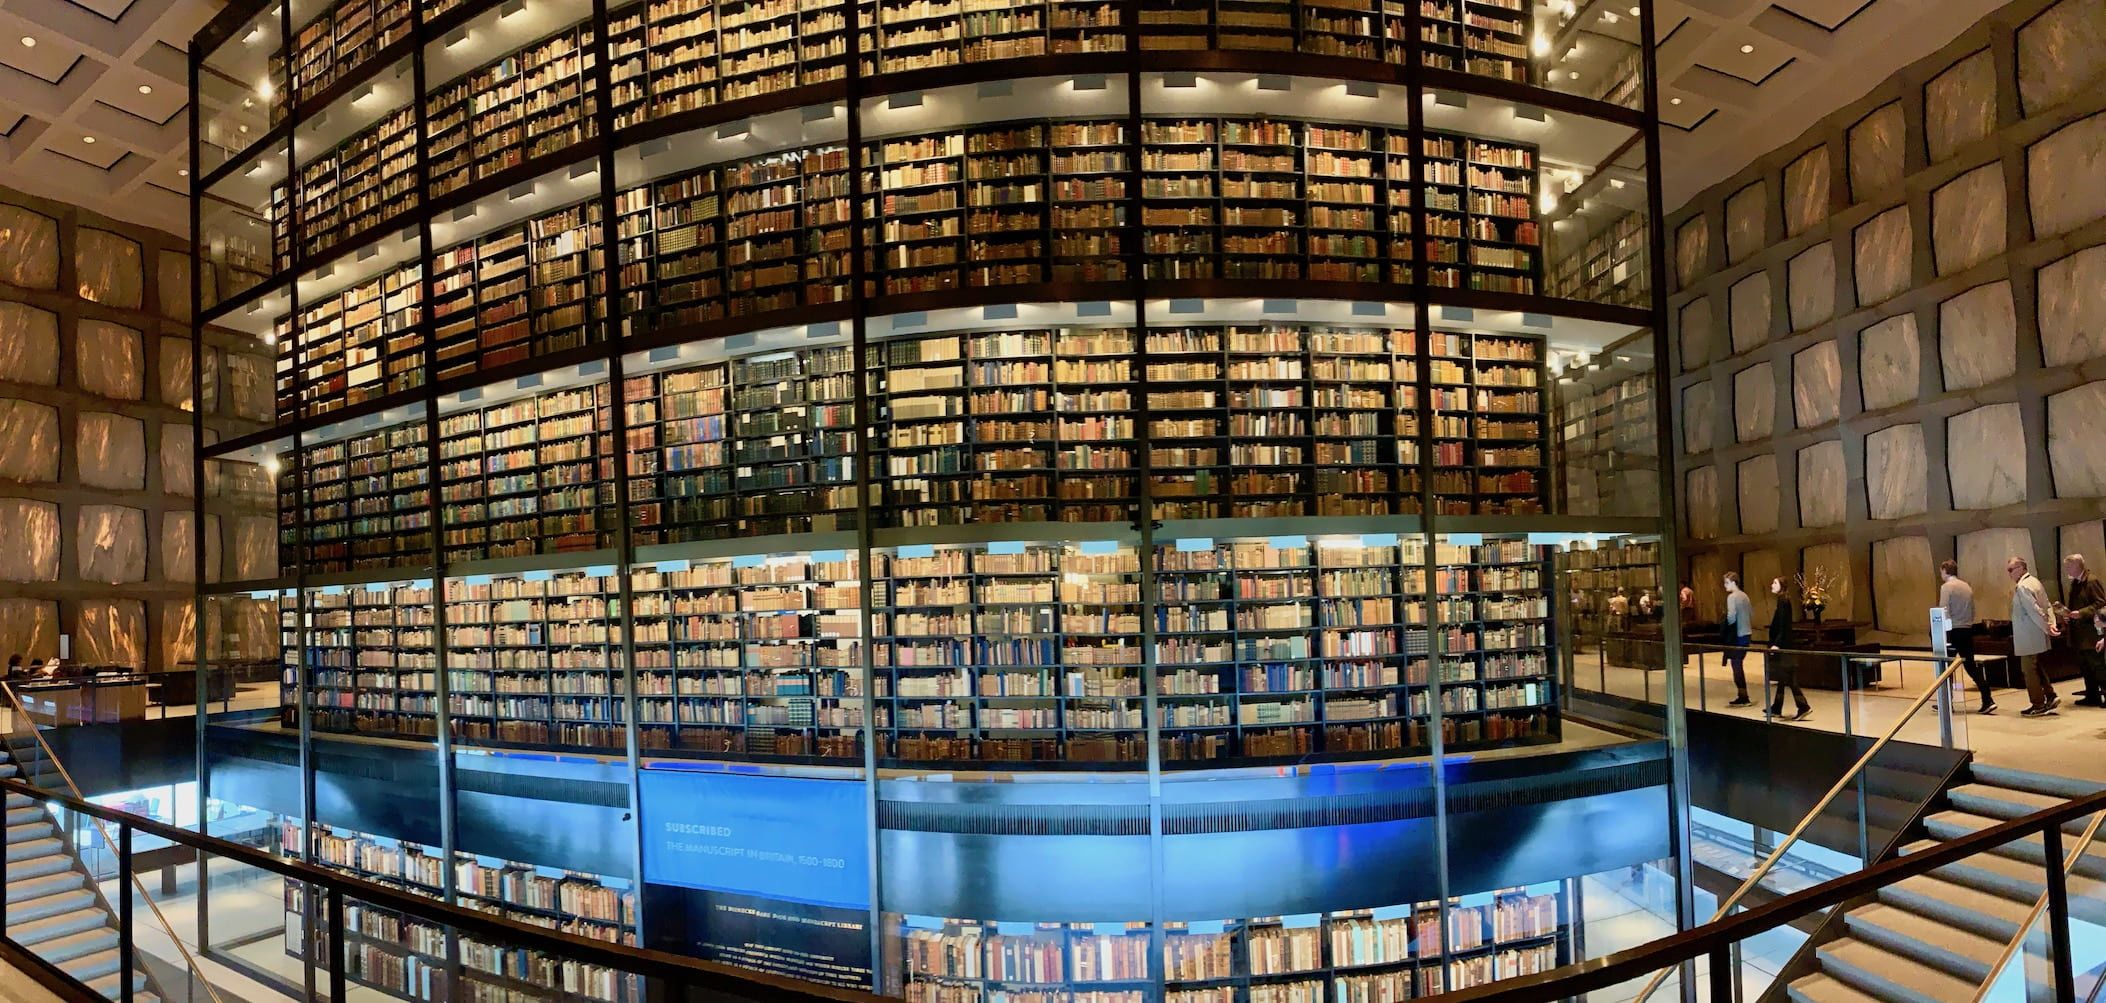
1794, 566, 1847, 622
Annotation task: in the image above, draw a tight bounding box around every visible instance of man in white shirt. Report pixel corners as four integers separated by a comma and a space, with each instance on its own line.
2010, 557, 2062, 716
1723, 572, 1753, 707
1939, 560, 1991, 714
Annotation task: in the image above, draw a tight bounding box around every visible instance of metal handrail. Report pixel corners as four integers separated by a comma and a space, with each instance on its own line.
1972, 808, 2106, 1001
1, 681, 226, 1003
1626, 655, 1969, 1003
0, 770, 889, 1003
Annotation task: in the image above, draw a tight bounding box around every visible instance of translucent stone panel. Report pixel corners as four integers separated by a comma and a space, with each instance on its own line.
230, 514, 276, 581
2040, 244, 2106, 366
1680, 296, 1715, 372
1848, 103, 1906, 201
158, 249, 192, 322
75, 228, 142, 309
160, 600, 195, 671
76, 320, 143, 400
164, 511, 223, 585
2063, 521, 2106, 574
2018, 0, 2106, 115
1788, 242, 1835, 331
0, 498, 58, 581
1691, 552, 1729, 621
0, 399, 59, 482
160, 336, 194, 410
1938, 281, 2017, 392
1738, 453, 1781, 535
1931, 165, 2007, 276
217, 596, 278, 660
227, 352, 272, 422
2028, 112, 2106, 239
1959, 527, 2036, 625
1873, 536, 1935, 635
1726, 181, 1767, 264
2050, 380, 2106, 497
1733, 362, 1775, 442
1684, 380, 1716, 454
161, 423, 194, 497
76, 412, 145, 491
1793, 340, 1841, 428
1801, 542, 1856, 622
1743, 549, 1784, 624
1866, 424, 1928, 519
1784, 147, 1831, 237
0, 302, 57, 385
1687, 465, 1721, 540
1853, 207, 1913, 306
0, 598, 58, 660
76, 599, 144, 668
1948, 403, 2028, 509
0, 205, 58, 290
1926, 51, 1997, 162
1860, 314, 1921, 411
1798, 439, 1846, 528
1676, 217, 1711, 287
1730, 272, 1772, 354
77, 504, 146, 583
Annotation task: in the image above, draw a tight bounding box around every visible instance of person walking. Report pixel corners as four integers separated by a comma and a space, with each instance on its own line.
2062, 554, 2106, 706
1678, 580, 1696, 620
1766, 577, 1811, 720
1939, 561, 1992, 714
2011, 557, 2063, 716
1723, 572, 1754, 707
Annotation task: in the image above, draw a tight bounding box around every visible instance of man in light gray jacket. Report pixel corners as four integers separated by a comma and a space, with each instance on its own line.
1723, 572, 1754, 707
2009, 557, 2063, 716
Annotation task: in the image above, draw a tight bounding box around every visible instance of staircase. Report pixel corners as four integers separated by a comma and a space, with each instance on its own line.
2, 747, 155, 1000
1784, 764, 2106, 1002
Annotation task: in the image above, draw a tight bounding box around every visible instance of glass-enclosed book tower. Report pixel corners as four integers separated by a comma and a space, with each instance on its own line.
192, 0, 1673, 999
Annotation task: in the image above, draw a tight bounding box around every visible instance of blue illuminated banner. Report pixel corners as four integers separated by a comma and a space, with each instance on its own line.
639, 770, 871, 909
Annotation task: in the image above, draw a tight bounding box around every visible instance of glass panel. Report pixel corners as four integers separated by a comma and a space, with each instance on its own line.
1544, 141, 1652, 310
198, 8, 285, 177
200, 148, 288, 305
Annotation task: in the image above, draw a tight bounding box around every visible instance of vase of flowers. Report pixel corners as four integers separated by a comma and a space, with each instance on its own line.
1794, 567, 1845, 624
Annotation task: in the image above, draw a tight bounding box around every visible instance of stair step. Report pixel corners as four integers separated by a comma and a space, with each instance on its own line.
1949, 784, 2093, 832
5, 792, 35, 810
8, 888, 93, 923
28, 926, 118, 964
6, 819, 57, 843
6, 850, 76, 883
1876, 873, 2033, 942
1842, 902, 2003, 984
5, 836, 65, 863
83, 969, 149, 1001
1970, 764, 2106, 802
1786, 970, 1886, 1003
1818, 936, 1980, 1003
9, 905, 114, 947
1901, 839, 2106, 925
1923, 811, 2106, 880
5, 804, 44, 826
58, 946, 122, 983
5, 871, 86, 906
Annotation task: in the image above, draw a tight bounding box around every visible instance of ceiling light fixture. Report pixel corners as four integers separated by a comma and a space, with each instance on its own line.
1739, 43, 1754, 53
1670, 96, 1683, 105
18, 36, 33, 47
82, 136, 95, 144
178, 169, 188, 177
1628, 4, 1639, 12
258, 78, 274, 99
138, 84, 152, 95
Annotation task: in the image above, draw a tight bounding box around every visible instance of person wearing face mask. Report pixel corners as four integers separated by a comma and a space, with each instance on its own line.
1766, 577, 1811, 720
2009, 556, 2063, 717
1723, 572, 1753, 707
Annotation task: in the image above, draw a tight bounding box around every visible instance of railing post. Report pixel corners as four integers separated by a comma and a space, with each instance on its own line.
1708, 945, 1732, 1003
119, 822, 135, 1003
1937, 657, 1955, 749
2044, 824, 2076, 1003
327, 885, 348, 1003
1840, 655, 1854, 738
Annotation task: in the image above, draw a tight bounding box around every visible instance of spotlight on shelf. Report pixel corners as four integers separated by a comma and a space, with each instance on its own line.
1345, 80, 1378, 98
1256, 74, 1290, 91
1071, 74, 1107, 91
1531, 35, 1550, 57
258, 78, 273, 99
1164, 71, 1197, 88
886, 91, 923, 108
264, 457, 282, 475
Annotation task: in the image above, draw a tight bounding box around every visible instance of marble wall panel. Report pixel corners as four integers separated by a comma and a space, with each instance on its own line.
160, 336, 193, 410
1731, 272, 1773, 354
1860, 314, 1922, 411
1938, 281, 2018, 392
1684, 380, 1716, 454
1798, 439, 1847, 528
77, 504, 146, 583
1960, 527, 2037, 623
77, 320, 143, 401
1691, 552, 1729, 621
1793, 340, 1841, 428
1801, 542, 1857, 622
1784, 147, 1831, 237
0, 599, 58, 660
1788, 242, 1836, 331
159, 600, 195, 671
1853, 207, 1914, 307
1727, 181, 1767, 264
227, 353, 272, 422
0, 498, 58, 582
2029, 112, 2106, 239
157, 250, 191, 322
1926, 51, 1998, 162
2049, 380, 2106, 497
1931, 165, 2008, 275
0, 302, 57, 385
1688, 465, 1721, 540
0, 399, 59, 483
161, 511, 219, 586
76, 228, 142, 309
2018, 0, 2106, 115
1743, 549, 1784, 624
1739, 454, 1782, 535
0, 205, 58, 290
76, 412, 144, 491
1677, 217, 1711, 287
1734, 362, 1775, 442
1949, 403, 2029, 509
1873, 536, 1936, 635
230, 514, 276, 581
1680, 296, 1715, 372
1849, 103, 1907, 201
76, 599, 144, 668
1867, 424, 1929, 519
2062, 520, 2106, 571
161, 423, 193, 497
2039, 244, 2106, 366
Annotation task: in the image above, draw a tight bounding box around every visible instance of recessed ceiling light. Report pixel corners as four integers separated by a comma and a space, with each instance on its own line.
1670, 97, 1683, 105
1628, 4, 1639, 12
138, 84, 152, 95
238, 124, 249, 134
18, 36, 33, 47
1739, 43, 1755, 53
178, 169, 189, 177
82, 136, 95, 144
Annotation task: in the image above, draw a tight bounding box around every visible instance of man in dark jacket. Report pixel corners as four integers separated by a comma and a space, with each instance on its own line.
1766, 577, 1811, 720
2065, 555, 2106, 705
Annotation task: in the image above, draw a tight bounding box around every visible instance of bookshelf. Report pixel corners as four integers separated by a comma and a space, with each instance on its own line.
1425, 330, 1546, 516
1558, 539, 1661, 627
295, 106, 419, 260
435, 382, 617, 564
291, 425, 432, 574
1547, 211, 1646, 308
443, 568, 626, 750
289, 0, 413, 102
425, 24, 602, 201
292, 262, 425, 420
